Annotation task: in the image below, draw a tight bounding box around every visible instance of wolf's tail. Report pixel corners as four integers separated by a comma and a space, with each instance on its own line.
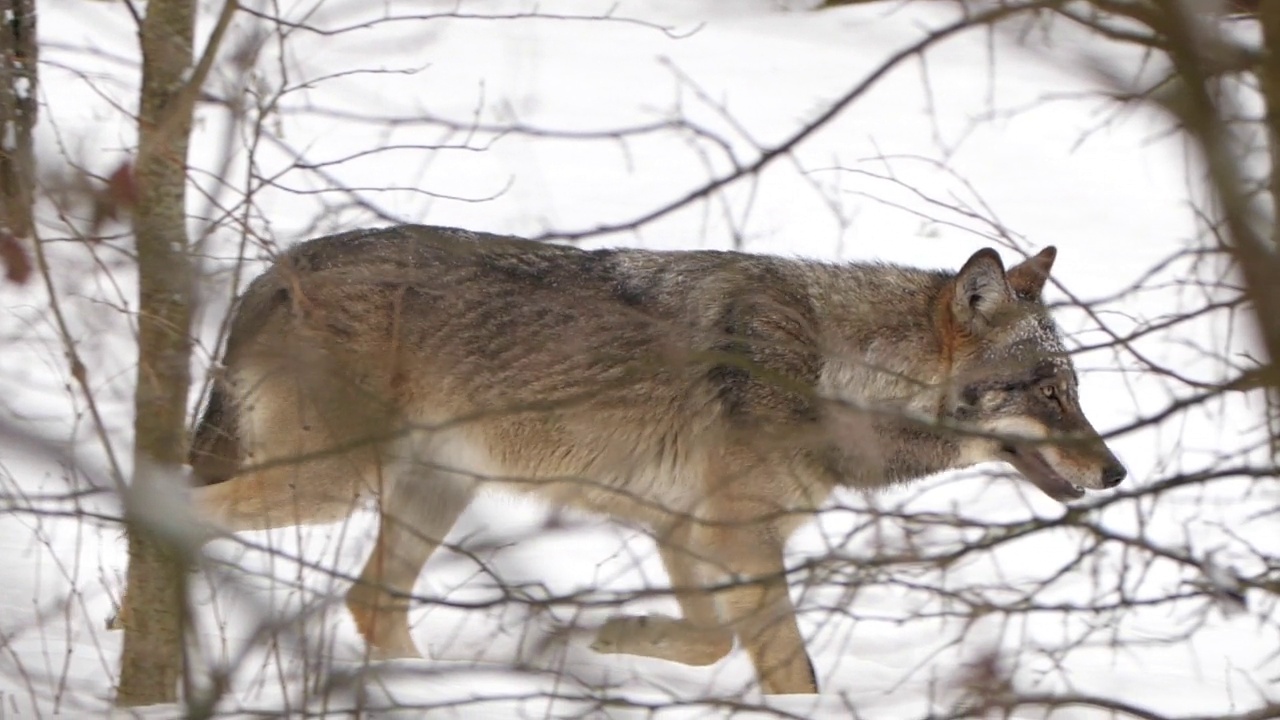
187, 255, 297, 487
188, 379, 240, 486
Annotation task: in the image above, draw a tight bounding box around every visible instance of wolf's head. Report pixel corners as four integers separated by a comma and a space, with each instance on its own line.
943, 247, 1126, 502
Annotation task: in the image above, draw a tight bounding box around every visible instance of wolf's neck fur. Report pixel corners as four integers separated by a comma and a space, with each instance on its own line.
804, 262, 963, 488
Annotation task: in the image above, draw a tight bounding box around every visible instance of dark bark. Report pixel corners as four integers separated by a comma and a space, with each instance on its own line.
0, 0, 37, 285
1259, 2, 1280, 249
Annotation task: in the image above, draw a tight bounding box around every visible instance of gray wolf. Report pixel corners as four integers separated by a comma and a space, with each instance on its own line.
175, 225, 1125, 694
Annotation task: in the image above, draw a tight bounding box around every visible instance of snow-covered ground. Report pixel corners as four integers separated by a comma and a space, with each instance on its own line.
1, 0, 1276, 717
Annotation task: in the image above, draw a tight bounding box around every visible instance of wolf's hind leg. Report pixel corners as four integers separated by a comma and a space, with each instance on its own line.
346, 470, 473, 659
110, 460, 371, 632
591, 523, 734, 666
111, 406, 377, 631
195, 460, 373, 532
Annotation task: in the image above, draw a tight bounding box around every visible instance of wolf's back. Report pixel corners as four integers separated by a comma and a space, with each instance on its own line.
184, 225, 575, 484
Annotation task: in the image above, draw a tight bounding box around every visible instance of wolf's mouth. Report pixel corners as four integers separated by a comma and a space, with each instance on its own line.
999, 445, 1086, 502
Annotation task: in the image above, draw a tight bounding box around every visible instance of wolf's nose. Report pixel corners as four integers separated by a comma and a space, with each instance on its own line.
1100, 463, 1126, 488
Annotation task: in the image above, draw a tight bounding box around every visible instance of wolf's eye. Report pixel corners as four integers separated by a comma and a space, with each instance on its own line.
1040, 385, 1057, 400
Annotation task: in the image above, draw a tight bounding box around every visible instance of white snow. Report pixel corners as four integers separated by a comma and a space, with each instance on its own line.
1, 0, 1276, 717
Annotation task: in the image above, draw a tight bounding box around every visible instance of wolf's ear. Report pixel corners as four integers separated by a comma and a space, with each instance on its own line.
951, 248, 1012, 334
1006, 246, 1056, 299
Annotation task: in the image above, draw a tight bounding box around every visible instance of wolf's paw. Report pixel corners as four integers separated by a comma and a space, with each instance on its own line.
367, 634, 423, 661
591, 614, 673, 654
591, 614, 731, 666
106, 599, 130, 631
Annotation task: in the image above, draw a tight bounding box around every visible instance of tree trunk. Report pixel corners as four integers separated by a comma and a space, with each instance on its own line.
1259, 2, 1280, 250
115, 0, 198, 706
0, 0, 37, 284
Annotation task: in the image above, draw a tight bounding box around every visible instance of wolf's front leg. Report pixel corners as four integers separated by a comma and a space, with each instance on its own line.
712, 528, 817, 695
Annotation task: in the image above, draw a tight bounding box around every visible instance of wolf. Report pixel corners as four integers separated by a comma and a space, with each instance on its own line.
172, 224, 1124, 695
